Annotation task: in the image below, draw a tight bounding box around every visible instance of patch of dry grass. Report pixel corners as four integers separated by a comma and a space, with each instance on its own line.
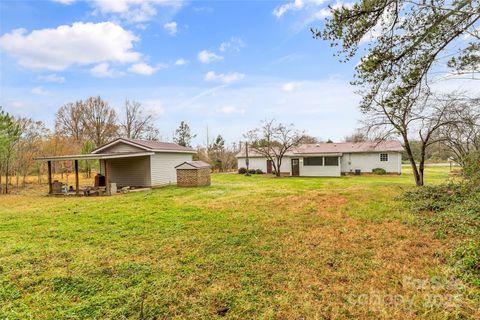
0, 168, 478, 319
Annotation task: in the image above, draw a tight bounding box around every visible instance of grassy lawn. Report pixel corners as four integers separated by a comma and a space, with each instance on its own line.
0, 168, 477, 319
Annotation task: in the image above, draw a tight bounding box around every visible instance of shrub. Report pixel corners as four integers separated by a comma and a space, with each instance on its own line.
238, 167, 247, 174
401, 182, 480, 287
451, 240, 480, 286
401, 183, 465, 212
372, 168, 386, 175
463, 152, 480, 185
248, 169, 257, 174
255, 169, 264, 174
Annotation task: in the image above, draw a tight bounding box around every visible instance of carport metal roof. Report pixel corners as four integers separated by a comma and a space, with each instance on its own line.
34, 152, 155, 162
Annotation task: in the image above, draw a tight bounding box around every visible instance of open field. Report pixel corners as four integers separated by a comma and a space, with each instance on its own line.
0, 168, 478, 319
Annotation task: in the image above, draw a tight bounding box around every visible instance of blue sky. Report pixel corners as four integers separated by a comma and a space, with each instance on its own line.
1, 0, 365, 146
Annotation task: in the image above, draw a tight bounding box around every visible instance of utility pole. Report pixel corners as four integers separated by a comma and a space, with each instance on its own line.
245, 141, 250, 176
206, 126, 210, 161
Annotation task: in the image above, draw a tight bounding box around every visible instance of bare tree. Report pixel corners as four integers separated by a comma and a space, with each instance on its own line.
82, 96, 118, 147
344, 130, 368, 143
300, 134, 321, 144
364, 90, 459, 186
439, 95, 480, 166
55, 101, 85, 143
15, 118, 49, 187
120, 99, 159, 140
245, 119, 304, 177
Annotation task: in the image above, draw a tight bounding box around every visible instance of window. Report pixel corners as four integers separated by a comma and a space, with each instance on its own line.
324, 156, 339, 166
380, 153, 389, 162
304, 157, 323, 166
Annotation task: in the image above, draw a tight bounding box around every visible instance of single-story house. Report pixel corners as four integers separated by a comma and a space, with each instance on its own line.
36, 138, 195, 194
236, 141, 404, 177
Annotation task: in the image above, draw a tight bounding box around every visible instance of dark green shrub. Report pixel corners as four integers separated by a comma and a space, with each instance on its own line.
451, 240, 480, 287
255, 169, 264, 174
248, 169, 256, 174
401, 183, 465, 212
238, 167, 247, 174
463, 152, 480, 185
372, 168, 386, 175
401, 182, 480, 288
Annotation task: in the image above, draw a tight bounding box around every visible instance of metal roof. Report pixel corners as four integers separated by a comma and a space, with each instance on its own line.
236, 141, 404, 157
294, 141, 404, 153
175, 161, 211, 169
92, 138, 195, 154
34, 152, 155, 162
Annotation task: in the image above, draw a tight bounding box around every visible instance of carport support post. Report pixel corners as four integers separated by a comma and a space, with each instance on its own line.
104, 159, 110, 195
74, 159, 79, 195
47, 160, 52, 194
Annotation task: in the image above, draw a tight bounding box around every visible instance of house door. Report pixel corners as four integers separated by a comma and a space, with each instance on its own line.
291, 159, 299, 176
266, 160, 273, 174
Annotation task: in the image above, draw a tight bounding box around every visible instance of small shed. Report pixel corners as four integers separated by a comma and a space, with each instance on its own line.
175, 161, 211, 187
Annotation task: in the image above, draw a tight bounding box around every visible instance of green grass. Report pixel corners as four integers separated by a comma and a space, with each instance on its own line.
0, 167, 477, 319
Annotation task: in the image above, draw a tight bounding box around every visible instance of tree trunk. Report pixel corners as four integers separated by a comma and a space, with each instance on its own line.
5, 163, 9, 194
402, 134, 423, 186
275, 158, 282, 177
418, 142, 429, 187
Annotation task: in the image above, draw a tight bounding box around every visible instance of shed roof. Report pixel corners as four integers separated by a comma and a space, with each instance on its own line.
34, 152, 155, 162
92, 138, 196, 154
175, 161, 211, 169
236, 141, 403, 157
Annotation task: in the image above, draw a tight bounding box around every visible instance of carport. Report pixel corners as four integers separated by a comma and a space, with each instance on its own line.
34, 152, 154, 195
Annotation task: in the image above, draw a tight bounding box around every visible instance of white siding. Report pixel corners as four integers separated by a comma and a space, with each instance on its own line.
341, 152, 402, 174
104, 156, 151, 187
299, 157, 341, 177
99, 142, 145, 154
281, 157, 293, 174
237, 157, 268, 172
150, 153, 193, 186
237, 157, 293, 174
238, 153, 401, 176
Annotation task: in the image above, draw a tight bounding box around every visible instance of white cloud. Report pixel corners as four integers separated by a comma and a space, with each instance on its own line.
219, 105, 245, 115
163, 21, 178, 35
90, 63, 122, 78
142, 99, 166, 115
90, 0, 185, 23
312, 7, 332, 20
174, 58, 189, 66
273, 0, 303, 18
282, 81, 302, 91
0, 22, 140, 71
31, 86, 48, 95
198, 50, 223, 64
311, 1, 354, 20
273, 0, 327, 18
204, 71, 245, 84
38, 74, 65, 83
219, 37, 245, 52
128, 62, 159, 75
